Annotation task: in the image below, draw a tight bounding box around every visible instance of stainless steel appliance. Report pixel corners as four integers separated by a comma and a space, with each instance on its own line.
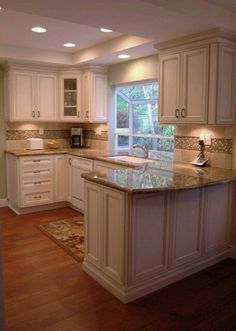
70, 128, 83, 148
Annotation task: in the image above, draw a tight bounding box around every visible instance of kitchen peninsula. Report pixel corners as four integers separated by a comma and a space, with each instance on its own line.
82, 161, 236, 303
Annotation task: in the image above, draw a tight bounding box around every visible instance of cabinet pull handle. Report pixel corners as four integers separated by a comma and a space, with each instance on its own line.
181, 108, 185, 118
175, 109, 179, 118
86, 111, 89, 118
32, 111, 35, 118
33, 170, 40, 173
77, 111, 80, 117
37, 111, 40, 117
68, 158, 72, 165
33, 160, 40, 162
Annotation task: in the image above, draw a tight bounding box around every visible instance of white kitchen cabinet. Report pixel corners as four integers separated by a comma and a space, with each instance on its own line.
83, 180, 232, 303
67, 155, 93, 211
84, 182, 125, 283
81, 67, 107, 123
159, 46, 209, 124
6, 67, 58, 122
157, 29, 236, 125
54, 155, 68, 202
208, 44, 236, 124
59, 72, 82, 122
6, 154, 54, 210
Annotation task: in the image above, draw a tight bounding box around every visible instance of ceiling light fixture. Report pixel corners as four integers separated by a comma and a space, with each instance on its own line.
32, 26, 47, 33
118, 54, 130, 59
64, 43, 76, 48
100, 28, 113, 33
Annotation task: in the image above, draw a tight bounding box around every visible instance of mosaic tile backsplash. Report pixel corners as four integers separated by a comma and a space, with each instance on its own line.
175, 136, 233, 154
6, 129, 108, 141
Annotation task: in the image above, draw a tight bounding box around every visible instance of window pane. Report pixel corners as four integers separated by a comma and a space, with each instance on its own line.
116, 95, 129, 129
118, 135, 129, 148
133, 103, 158, 134
117, 83, 158, 100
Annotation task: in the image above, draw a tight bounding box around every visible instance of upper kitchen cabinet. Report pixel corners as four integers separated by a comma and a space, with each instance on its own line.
81, 66, 108, 123
157, 29, 236, 125
59, 71, 82, 122
5, 66, 58, 122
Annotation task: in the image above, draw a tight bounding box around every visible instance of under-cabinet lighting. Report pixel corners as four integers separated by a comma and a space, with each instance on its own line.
100, 28, 113, 33
64, 43, 76, 47
118, 54, 130, 59
31, 26, 47, 33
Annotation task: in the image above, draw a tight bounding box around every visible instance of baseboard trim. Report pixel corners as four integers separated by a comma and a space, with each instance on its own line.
0, 199, 8, 208
230, 245, 236, 259
83, 251, 229, 303
8, 202, 69, 215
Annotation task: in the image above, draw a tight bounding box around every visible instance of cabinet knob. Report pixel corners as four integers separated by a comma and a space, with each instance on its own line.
77, 111, 80, 117
181, 108, 185, 118
175, 109, 179, 118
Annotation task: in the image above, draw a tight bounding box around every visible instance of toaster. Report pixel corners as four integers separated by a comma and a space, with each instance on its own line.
26, 138, 44, 150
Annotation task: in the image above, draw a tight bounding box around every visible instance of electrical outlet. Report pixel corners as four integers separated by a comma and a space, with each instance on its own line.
204, 133, 211, 145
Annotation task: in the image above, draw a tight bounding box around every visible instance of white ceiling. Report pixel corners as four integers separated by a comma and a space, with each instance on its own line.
0, 0, 236, 66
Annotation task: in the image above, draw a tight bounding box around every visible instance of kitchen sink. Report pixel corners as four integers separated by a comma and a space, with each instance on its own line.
107, 155, 155, 164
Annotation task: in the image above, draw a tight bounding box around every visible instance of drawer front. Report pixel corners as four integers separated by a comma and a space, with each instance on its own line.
21, 179, 53, 192
20, 156, 53, 170
21, 168, 52, 180
21, 190, 53, 207
70, 157, 93, 171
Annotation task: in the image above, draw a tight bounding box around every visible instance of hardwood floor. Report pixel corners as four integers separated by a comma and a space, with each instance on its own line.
1, 207, 236, 331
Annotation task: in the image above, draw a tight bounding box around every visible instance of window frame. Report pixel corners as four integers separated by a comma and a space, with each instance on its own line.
114, 80, 174, 152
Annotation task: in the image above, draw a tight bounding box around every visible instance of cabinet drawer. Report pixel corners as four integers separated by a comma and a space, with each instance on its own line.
20, 156, 53, 169
21, 168, 52, 179
21, 191, 53, 207
21, 179, 52, 192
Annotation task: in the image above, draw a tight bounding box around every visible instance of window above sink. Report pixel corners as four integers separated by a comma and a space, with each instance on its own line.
109, 81, 175, 159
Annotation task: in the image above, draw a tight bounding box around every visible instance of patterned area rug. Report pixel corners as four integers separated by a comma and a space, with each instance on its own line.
38, 216, 84, 261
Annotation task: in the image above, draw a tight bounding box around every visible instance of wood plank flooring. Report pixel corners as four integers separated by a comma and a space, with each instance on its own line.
1, 207, 236, 331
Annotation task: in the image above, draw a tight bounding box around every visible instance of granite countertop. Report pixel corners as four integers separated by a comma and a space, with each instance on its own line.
81, 161, 236, 193
5, 148, 236, 193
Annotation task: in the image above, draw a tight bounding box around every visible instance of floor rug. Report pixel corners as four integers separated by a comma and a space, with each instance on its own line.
38, 216, 84, 261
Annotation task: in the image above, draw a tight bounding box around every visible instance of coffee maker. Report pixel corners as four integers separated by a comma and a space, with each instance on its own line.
70, 128, 83, 148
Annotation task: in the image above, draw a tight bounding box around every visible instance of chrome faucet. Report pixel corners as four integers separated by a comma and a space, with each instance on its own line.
132, 143, 149, 158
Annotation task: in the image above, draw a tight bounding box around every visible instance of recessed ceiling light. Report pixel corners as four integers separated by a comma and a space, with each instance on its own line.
100, 28, 113, 33
32, 26, 47, 33
64, 43, 76, 48
118, 54, 130, 59
0, 7, 2, 10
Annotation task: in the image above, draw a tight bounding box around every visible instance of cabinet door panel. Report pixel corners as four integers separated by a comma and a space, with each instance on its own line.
181, 47, 208, 123
91, 73, 107, 122
159, 53, 180, 123
102, 188, 124, 283
12, 71, 34, 121
85, 183, 101, 267
205, 184, 231, 253
36, 73, 58, 121
171, 189, 202, 266
130, 194, 167, 282
217, 46, 236, 124
54, 155, 67, 202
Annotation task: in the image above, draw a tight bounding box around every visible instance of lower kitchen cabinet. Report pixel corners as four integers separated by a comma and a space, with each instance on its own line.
67, 155, 93, 211
7, 154, 55, 210
83, 180, 232, 303
54, 154, 68, 202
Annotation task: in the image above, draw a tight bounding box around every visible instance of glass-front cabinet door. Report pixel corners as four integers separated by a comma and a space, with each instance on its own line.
60, 72, 82, 122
